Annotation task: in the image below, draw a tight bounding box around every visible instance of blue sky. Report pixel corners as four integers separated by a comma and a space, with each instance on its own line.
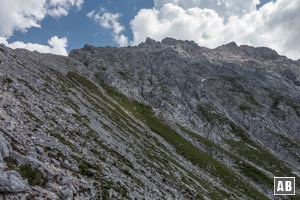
6, 0, 270, 51
8, 0, 153, 51
0, 0, 299, 60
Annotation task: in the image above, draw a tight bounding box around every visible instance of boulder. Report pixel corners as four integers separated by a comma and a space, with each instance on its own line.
0, 171, 26, 193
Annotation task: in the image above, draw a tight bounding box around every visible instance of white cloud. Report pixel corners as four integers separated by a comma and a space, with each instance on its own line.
131, 4, 225, 47
0, 0, 46, 38
87, 9, 129, 47
0, 0, 84, 38
47, 0, 84, 17
0, 0, 83, 55
130, 0, 300, 60
154, 0, 260, 18
0, 36, 68, 56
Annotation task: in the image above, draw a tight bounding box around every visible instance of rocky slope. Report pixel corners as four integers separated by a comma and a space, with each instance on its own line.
0, 38, 300, 199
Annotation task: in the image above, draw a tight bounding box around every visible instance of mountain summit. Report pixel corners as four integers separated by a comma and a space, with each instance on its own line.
1, 39, 300, 199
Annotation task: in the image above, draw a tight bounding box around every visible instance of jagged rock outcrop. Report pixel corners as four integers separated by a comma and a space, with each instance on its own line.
0, 39, 300, 199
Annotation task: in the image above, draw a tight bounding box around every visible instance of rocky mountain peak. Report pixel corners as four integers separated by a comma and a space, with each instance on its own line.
239, 45, 279, 60
161, 37, 183, 45
144, 37, 159, 45
211, 41, 282, 61
218, 41, 239, 49
1, 38, 300, 199
139, 37, 200, 50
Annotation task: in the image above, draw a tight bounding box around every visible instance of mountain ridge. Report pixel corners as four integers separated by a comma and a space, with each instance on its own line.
0, 38, 300, 199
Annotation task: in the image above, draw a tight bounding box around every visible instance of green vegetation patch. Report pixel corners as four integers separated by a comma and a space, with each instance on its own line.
2, 77, 13, 84
239, 163, 273, 187
17, 78, 38, 93
96, 76, 267, 199
24, 111, 43, 125
197, 104, 252, 143
18, 164, 45, 186
226, 140, 293, 177
196, 101, 294, 180
50, 132, 76, 152
269, 93, 300, 117
11, 142, 28, 156
68, 71, 142, 131
3, 157, 18, 170
239, 104, 251, 112
4, 157, 45, 186
65, 71, 267, 198
270, 94, 300, 110
64, 97, 80, 111
274, 132, 300, 149
71, 155, 102, 177
180, 126, 274, 189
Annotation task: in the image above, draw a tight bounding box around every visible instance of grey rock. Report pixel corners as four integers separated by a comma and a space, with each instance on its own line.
61, 160, 79, 173
0, 132, 11, 168
1, 38, 300, 199
58, 185, 73, 200
0, 171, 26, 193
35, 146, 44, 155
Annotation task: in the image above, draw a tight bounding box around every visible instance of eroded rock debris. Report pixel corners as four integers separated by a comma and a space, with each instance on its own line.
0, 38, 300, 199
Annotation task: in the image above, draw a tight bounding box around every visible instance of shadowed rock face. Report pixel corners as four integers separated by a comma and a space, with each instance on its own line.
0, 39, 300, 199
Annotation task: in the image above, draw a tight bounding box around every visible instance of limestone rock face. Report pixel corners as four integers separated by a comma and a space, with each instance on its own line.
0, 39, 300, 199
0, 133, 11, 168
0, 171, 26, 193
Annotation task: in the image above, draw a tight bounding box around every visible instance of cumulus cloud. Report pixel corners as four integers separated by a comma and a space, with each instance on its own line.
0, 0, 83, 55
130, 0, 300, 60
0, 0, 84, 38
47, 0, 84, 17
0, 0, 45, 38
154, 0, 260, 18
0, 36, 68, 56
131, 4, 225, 47
87, 9, 129, 47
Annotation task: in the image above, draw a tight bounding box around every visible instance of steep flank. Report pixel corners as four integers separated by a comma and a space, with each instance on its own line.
1, 39, 300, 199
